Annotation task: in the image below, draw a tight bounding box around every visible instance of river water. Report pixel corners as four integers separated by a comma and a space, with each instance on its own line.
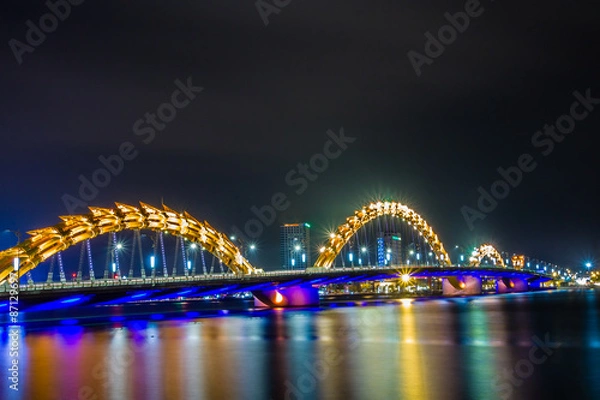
1, 288, 599, 400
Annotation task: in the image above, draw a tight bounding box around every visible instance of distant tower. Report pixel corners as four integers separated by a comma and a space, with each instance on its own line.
280, 223, 311, 270
377, 235, 385, 267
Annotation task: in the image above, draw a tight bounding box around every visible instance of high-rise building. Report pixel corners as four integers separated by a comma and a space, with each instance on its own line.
377, 232, 402, 266
280, 223, 311, 269
377, 236, 385, 267
384, 233, 403, 265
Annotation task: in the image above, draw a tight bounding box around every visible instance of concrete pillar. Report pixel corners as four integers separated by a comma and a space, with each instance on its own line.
496, 277, 528, 293
442, 275, 482, 296
253, 286, 320, 308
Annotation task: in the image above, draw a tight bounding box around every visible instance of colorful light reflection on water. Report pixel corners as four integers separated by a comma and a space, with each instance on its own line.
1, 289, 599, 400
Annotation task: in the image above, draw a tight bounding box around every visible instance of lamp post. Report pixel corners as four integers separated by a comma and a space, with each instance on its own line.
249, 244, 257, 265
144, 233, 157, 279
453, 245, 467, 267
3, 229, 21, 283
361, 246, 369, 267
113, 242, 123, 279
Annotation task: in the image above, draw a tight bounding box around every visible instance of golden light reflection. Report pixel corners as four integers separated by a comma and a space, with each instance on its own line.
398, 303, 429, 398
399, 298, 413, 309
108, 328, 132, 399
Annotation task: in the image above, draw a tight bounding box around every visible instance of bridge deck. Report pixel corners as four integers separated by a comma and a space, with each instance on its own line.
3, 265, 551, 294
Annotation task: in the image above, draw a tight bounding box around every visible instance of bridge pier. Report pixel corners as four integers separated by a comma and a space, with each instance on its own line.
252, 286, 320, 308
442, 275, 482, 296
496, 277, 528, 294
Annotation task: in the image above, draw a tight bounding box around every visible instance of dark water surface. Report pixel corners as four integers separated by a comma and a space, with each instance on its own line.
2, 288, 599, 400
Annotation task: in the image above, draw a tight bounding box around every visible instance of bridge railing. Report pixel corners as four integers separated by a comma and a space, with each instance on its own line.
1, 265, 545, 293
0, 267, 376, 292
0, 273, 249, 292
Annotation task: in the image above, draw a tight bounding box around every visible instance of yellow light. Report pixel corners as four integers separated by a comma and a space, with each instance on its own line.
274, 291, 283, 304
319, 247, 326, 253
311, 200, 451, 269
0, 201, 259, 284
400, 298, 412, 308
401, 274, 411, 283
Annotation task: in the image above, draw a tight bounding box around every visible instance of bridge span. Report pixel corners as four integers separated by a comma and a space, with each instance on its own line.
0, 200, 561, 311
2, 266, 553, 310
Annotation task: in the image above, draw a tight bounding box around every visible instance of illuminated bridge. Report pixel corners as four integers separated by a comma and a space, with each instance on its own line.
0, 201, 557, 310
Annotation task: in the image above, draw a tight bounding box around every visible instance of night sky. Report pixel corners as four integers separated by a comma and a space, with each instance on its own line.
1, 0, 599, 268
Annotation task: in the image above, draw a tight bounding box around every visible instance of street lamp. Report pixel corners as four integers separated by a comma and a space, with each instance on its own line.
3, 229, 21, 281
361, 246, 370, 266
248, 243, 257, 262
112, 240, 123, 279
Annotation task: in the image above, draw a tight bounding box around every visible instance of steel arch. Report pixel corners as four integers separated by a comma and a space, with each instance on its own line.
0, 202, 257, 283
314, 200, 451, 268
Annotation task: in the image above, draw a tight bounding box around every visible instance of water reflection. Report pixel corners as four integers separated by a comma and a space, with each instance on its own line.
1, 289, 600, 399
585, 291, 600, 399
397, 299, 428, 399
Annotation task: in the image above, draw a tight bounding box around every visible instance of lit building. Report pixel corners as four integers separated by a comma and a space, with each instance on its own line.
377, 236, 385, 267
377, 232, 402, 267
384, 233, 403, 265
280, 223, 311, 270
